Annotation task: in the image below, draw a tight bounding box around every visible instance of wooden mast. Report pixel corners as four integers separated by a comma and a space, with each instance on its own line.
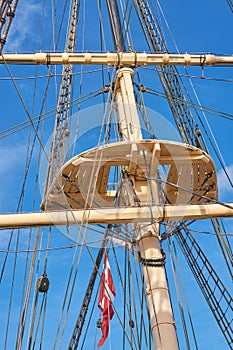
0, 54, 232, 348
115, 66, 179, 349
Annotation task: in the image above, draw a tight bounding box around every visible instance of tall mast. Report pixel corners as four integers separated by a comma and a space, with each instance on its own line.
106, 1, 178, 348
0, 2, 232, 348
106, 0, 125, 51
115, 68, 179, 350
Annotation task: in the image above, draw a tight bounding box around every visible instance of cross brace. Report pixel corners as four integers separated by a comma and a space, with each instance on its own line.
1, 52, 233, 66
0, 202, 232, 229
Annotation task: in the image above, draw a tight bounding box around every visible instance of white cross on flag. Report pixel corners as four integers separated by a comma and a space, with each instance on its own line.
98, 251, 116, 347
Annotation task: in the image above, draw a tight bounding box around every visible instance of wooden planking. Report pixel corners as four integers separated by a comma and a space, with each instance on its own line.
42, 140, 218, 210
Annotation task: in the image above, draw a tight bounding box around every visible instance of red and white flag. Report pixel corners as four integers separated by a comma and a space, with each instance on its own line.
98, 251, 116, 347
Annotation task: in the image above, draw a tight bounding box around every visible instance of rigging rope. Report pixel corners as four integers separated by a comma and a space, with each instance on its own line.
134, 0, 233, 205
30, 292, 48, 350
226, 0, 233, 12
132, 251, 152, 349
79, 281, 100, 350
68, 228, 107, 350
0, 68, 110, 81
149, 0, 233, 194
44, 0, 80, 194
129, 172, 233, 211
0, 89, 103, 140
138, 84, 233, 121
143, 66, 233, 84
3, 228, 20, 350
15, 228, 41, 350
167, 237, 195, 349
0, 1, 232, 349
1, 4, 48, 346
0, 0, 19, 52
1, 56, 49, 160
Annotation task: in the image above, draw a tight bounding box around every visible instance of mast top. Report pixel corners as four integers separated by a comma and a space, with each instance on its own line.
41, 139, 218, 211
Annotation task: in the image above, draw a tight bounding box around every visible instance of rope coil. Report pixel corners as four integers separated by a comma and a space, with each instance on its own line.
140, 250, 166, 267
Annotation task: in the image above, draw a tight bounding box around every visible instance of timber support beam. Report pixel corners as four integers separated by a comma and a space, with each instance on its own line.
0, 203, 232, 229
1, 52, 233, 66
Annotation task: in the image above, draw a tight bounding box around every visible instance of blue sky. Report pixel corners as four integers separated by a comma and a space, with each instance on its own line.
0, 0, 232, 349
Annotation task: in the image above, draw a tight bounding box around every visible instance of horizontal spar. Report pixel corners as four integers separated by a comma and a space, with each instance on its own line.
0, 203, 233, 229
0, 52, 233, 66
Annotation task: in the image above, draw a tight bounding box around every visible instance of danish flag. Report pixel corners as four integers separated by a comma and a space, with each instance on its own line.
98, 251, 116, 347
